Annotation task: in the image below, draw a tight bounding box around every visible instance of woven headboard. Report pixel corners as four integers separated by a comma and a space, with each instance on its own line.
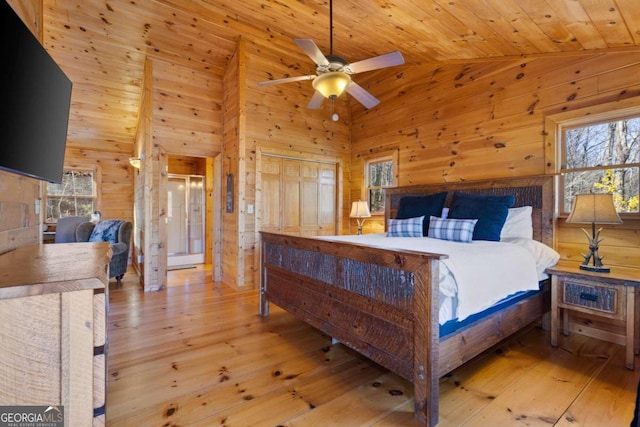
385, 175, 554, 247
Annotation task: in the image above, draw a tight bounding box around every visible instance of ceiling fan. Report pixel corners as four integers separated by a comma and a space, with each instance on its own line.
258, 0, 404, 119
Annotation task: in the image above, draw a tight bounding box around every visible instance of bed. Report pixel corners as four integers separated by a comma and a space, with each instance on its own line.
259, 175, 555, 426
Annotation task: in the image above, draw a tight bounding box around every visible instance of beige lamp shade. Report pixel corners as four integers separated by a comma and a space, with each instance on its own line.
566, 193, 622, 225
350, 200, 371, 218
312, 72, 351, 99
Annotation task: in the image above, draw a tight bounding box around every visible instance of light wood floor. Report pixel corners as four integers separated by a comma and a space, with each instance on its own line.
107, 266, 640, 426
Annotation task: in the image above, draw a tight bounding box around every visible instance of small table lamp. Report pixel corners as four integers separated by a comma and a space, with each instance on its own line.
350, 200, 371, 235
566, 193, 622, 272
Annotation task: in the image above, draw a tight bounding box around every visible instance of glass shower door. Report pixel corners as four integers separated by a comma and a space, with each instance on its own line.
167, 174, 204, 267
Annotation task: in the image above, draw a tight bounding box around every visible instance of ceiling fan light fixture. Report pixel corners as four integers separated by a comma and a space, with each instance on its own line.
312, 72, 351, 99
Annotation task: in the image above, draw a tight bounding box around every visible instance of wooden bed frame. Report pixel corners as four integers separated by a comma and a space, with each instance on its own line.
259, 175, 554, 426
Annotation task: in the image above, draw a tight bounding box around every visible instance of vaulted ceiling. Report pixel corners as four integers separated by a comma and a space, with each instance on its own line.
41, 0, 640, 153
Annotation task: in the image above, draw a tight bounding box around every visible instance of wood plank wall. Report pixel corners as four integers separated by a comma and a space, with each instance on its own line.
117, 56, 222, 290
240, 36, 352, 288
222, 42, 243, 288
350, 52, 640, 270
11, 0, 639, 287
0, 0, 42, 254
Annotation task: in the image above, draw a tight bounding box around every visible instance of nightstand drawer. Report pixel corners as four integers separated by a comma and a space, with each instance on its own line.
561, 280, 620, 317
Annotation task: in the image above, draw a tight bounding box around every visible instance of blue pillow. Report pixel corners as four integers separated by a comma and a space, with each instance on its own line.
448, 192, 515, 241
387, 216, 424, 237
428, 216, 478, 243
396, 192, 447, 236
89, 219, 124, 244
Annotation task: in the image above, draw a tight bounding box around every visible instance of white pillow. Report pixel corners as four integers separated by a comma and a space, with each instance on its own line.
500, 206, 533, 240
502, 237, 560, 279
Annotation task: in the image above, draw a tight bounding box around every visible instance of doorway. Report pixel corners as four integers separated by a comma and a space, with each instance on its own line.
167, 174, 205, 267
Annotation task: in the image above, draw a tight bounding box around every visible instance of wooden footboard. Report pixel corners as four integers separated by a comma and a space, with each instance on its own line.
260, 231, 445, 425
260, 175, 554, 426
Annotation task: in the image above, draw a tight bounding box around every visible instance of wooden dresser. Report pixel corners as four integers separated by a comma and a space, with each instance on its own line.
0, 243, 112, 427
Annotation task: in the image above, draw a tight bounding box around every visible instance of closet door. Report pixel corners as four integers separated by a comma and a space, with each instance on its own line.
282, 159, 302, 235
301, 161, 336, 236
260, 156, 282, 234
260, 156, 336, 236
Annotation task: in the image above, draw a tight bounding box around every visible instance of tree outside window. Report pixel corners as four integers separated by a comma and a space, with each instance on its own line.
46, 170, 96, 222
366, 154, 396, 215
561, 117, 640, 214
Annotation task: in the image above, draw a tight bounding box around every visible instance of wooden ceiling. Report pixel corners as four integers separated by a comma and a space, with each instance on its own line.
41, 0, 640, 153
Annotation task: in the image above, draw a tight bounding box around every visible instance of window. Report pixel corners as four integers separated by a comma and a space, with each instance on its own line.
45, 169, 96, 222
560, 116, 640, 215
365, 151, 398, 215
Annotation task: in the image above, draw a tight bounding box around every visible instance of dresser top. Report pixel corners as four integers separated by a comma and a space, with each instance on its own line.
0, 243, 112, 299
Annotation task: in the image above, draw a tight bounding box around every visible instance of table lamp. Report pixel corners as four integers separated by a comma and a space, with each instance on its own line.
566, 193, 622, 272
350, 200, 371, 235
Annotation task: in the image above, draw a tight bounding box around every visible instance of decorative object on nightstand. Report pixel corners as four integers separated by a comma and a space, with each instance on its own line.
350, 200, 371, 235
566, 193, 622, 273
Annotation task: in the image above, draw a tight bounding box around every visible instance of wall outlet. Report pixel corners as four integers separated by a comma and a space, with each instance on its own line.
247, 204, 254, 214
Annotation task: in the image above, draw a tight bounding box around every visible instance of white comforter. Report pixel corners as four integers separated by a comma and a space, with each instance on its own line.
317, 234, 541, 322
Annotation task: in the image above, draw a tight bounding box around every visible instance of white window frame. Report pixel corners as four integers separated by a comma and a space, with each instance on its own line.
546, 99, 640, 218
45, 167, 100, 223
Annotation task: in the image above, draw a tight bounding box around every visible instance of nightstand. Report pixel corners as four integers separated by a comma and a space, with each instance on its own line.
546, 263, 640, 370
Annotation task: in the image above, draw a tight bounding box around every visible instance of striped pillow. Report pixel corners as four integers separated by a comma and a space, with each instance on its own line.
428, 216, 478, 243
387, 216, 424, 237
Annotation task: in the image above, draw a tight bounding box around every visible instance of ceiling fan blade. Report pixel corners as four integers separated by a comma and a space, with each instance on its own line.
258, 75, 316, 86
294, 39, 330, 66
346, 82, 379, 109
307, 91, 325, 109
347, 51, 405, 74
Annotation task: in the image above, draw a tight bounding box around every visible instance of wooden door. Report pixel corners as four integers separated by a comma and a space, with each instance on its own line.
260, 156, 336, 236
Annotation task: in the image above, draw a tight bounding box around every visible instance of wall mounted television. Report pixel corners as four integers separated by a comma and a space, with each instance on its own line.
0, 0, 72, 184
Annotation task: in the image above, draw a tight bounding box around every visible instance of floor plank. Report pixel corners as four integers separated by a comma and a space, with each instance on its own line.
106, 266, 639, 426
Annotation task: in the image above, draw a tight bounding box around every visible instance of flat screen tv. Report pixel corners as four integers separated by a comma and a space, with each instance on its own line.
0, 0, 72, 184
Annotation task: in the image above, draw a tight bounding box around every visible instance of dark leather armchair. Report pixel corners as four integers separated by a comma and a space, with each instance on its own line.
76, 220, 133, 285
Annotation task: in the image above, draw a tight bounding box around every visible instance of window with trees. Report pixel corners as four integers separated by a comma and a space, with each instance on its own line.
365, 152, 397, 215
45, 169, 96, 222
561, 116, 640, 215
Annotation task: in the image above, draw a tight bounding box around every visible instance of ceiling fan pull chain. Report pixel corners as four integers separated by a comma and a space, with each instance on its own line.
330, 98, 339, 122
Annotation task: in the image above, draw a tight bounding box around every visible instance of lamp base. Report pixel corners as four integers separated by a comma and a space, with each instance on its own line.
579, 264, 610, 273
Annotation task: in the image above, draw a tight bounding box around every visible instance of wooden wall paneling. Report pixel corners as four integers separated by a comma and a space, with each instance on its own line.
204, 157, 214, 266
236, 38, 249, 289
7, 0, 42, 39
242, 142, 257, 286
63, 148, 133, 223
210, 155, 222, 281
556, 219, 640, 268
0, 1, 43, 254
152, 59, 223, 158
222, 40, 242, 288
351, 52, 640, 269
167, 156, 207, 175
